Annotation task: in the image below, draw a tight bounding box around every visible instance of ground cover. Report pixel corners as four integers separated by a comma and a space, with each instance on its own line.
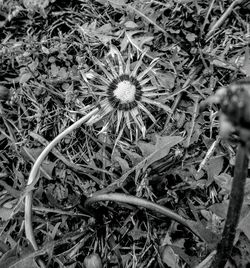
0, 0, 250, 267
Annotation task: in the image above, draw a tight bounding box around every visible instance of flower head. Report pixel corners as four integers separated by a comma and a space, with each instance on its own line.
208, 79, 250, 142
81, 46, 171, 140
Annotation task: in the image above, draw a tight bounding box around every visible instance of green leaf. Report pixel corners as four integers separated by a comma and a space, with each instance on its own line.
0, 243, 39, 268
107, 135, 183, 190
138, 134, 183, 171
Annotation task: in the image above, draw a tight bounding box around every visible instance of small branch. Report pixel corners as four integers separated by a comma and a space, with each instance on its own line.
211, 142, 249, 267
85, 193, 204, 241
197, 136, 221, 173
206, 0, 244, 39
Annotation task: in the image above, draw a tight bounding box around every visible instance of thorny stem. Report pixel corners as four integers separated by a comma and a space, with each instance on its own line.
25, 108, 99, 250
85, 193, 204, 241
211, 142, 249, 267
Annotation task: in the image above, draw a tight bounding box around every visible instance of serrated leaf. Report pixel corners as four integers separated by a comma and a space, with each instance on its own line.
121, 30, 154, 51
108, 135, 183, 189
138, 134, 183, 171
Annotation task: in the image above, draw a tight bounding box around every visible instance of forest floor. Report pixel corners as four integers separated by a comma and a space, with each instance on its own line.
0, 0, 250, 267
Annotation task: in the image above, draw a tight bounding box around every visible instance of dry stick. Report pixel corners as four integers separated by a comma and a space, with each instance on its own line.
25, 107, 99, 251
206, 0, 244, 39
197, 136, 221, 173
211, 142, 249, 267
85, 193, 204, 241
200, 0, 216, 35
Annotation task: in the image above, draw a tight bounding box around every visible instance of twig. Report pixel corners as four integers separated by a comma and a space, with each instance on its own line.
206, 0, 244, 39
211, 142, 249, 267
33, 206, 89, 217
200, 0, 216, 36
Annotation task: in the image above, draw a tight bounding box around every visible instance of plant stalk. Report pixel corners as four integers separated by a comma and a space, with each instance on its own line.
85, 193, 204, 240
25, 108, 99, 250
211, 142, 249, 267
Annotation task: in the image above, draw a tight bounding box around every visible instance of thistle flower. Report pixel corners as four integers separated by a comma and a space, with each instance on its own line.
208, 79, 250, 143
81, 46, 171, 140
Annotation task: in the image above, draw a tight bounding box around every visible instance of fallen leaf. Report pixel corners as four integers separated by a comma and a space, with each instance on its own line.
0, 207, 13, 221
238, 210, 250, 240
209, 201, 229, 219
0, 243, 39, 268
162, 245, 180, 268
214, 173, 232, 195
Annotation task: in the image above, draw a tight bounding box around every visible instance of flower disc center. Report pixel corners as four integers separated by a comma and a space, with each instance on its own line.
113, 81, 136, 104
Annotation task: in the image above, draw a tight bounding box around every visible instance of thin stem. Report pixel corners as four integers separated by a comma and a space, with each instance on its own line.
85, 193, 203, 240
206, 0, 244, 38
25, 108, 99, 250
211, 143, 249, 267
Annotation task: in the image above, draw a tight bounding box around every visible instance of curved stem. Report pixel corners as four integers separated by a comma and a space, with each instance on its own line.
211, 143, 249, 267
85, 193, 203, 240
25, 108, 99, 250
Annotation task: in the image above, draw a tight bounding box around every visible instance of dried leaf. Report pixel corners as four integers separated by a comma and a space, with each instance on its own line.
108, 0, 126, 8
19, 72, 32, 84
162, 245, 180, 268
186, 33, 197, 42
0, 207, 13, 221
23, 0, 50, 10
114, 156, 130, 173
0, 243, 39, 268
214, 173, 232, 195
209, 201, 229, 219
238, 210, 250, 240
